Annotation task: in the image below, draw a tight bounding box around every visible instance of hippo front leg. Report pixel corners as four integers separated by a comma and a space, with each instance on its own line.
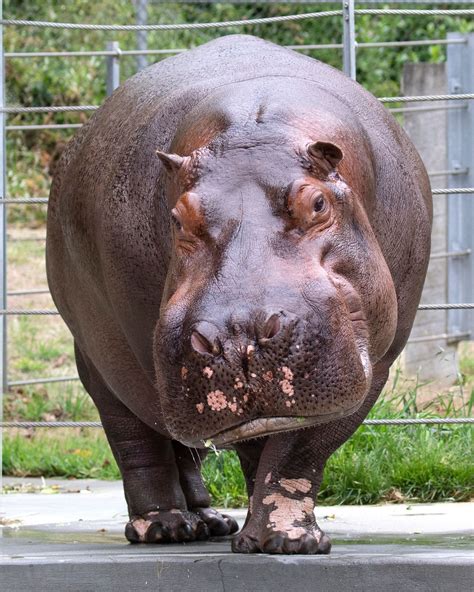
233, 430, 331, 554
233, 365, 390, 554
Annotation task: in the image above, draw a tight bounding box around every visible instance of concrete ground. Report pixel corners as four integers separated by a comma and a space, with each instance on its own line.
1, 477, 473, 592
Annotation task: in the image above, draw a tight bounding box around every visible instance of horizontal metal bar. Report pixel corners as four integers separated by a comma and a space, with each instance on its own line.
2, 105, 97, 114
4, 190, 467, 206
357, 38, 467, 49
5, 95, 472, 118
380, 93, 474, 103
4, 39, 467, 60
7, 289, 50, 296
291, 41, 467, 53
1, 417, 472, 428
2, 105, 454, 123
2, 303, 474, 316
430, 249, 471, 260
8, 375, 79, 387
6, 196, 48, 200
6, 123, 82, 131
362, 418, 474, 425
0, 190, 455, 208
0, 198, 48, 204
4, 97, 471, 129
95, 48, 186, 56
287, 43, 342, 50
4, 46, 343, 59
7, 236, 46, 241
356, 9, 474, 17
10, 106, 464, 124
407, 331, 470, 344
389, 104, 467, 114
4, 48, 187, 58
428, 169, 468, 177
418, 303, 474, 310
1, 421, 100, 428
432, 188, 474, 195
12, 105, 463, 121
0, 309, 59, 315
0, 11, 343, 31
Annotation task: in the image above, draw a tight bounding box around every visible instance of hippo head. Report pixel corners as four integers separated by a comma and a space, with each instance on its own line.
153, 83, 398, 448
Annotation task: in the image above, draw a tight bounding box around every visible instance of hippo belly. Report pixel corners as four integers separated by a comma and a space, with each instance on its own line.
46, 34, 431, 554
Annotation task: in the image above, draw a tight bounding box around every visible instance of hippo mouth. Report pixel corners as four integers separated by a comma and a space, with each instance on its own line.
191, 399, 364, 448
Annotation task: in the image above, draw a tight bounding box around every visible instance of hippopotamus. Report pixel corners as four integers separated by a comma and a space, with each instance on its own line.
46, 34, 431, 554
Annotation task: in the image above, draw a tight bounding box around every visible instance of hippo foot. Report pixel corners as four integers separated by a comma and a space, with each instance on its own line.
232, 525, 331, 555
192, 506, 239, 537
126, 508, 238, 544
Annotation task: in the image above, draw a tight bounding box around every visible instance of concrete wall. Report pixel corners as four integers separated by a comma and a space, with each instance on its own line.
401, 63, 459, 384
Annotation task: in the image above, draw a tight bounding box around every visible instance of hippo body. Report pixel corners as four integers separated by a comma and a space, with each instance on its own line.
46, 35, 431, 554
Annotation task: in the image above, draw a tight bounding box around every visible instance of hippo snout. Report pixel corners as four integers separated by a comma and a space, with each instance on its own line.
155, 307, 371, 446
190, 311, 287, 357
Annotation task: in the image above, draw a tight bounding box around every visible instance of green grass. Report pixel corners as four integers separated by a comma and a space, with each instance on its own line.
460, 356, 474, 383
8, 312, 75, 382
5, 383, 98, 422
3, 389, 473, 507
3, 430, 119, 481
319, 393, 473, 505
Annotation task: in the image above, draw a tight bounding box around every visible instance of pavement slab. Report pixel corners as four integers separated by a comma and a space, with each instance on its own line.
1, 477, 473, 592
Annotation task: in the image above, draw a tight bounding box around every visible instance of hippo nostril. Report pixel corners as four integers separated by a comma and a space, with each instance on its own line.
190, 322, 221, 356
191, 332, 221, 357
191, 331, 214, 355
259, 313, 282, 343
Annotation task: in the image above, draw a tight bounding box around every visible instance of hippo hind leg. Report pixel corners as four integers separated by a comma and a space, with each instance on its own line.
74, 343, 237, 543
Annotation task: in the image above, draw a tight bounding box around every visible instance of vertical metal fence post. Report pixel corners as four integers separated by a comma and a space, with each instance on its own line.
136, 0, 148, 72
447, 33, 474, 341
342, 0, 356, 80
106, 41, 121, 97
0, 0, 6, 485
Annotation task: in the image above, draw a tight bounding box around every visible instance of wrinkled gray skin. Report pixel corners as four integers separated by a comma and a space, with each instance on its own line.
47, 35, 432, 554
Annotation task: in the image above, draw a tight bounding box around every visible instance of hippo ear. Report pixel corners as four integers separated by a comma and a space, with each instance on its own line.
155, 150, 186, 173
307, 141, 343, 174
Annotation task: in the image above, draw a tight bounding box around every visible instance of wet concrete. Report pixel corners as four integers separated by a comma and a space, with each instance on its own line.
1, 478, 473, 591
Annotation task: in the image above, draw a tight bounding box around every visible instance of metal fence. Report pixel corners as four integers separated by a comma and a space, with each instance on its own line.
0, 2, 474, 430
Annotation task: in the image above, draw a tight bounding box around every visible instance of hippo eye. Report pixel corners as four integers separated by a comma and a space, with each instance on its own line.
171, 209, 182, 232
313, 195, 325, 214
